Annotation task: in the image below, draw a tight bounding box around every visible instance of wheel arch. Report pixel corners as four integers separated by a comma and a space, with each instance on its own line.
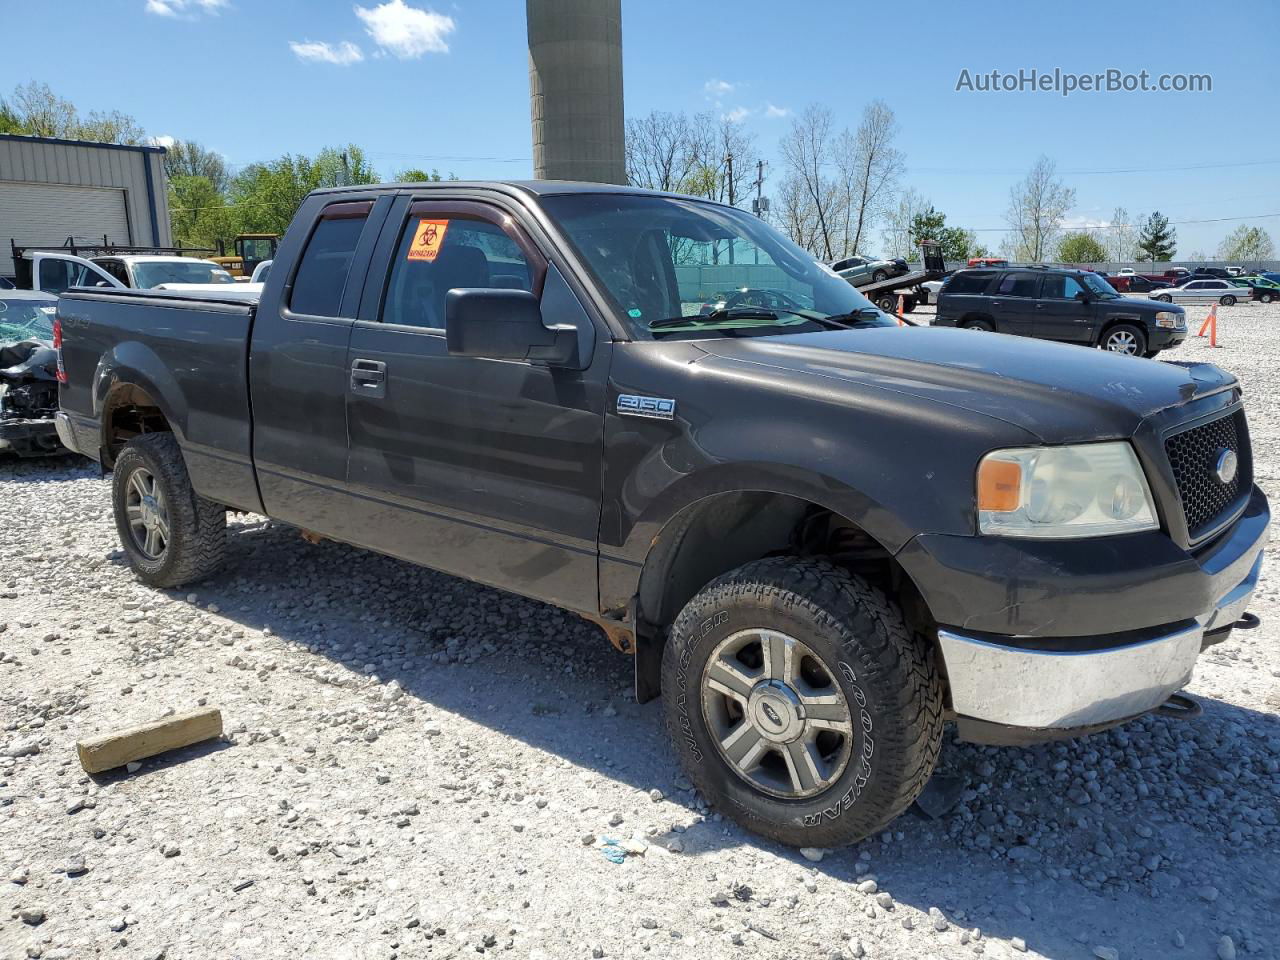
93, 342, 188, 467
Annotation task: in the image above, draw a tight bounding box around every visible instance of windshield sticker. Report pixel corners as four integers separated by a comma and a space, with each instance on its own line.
628, 307, 642, 318
407, 219, 449, 262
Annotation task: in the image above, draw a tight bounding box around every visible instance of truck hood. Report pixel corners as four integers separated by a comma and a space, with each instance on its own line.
694, 327, 1234, 442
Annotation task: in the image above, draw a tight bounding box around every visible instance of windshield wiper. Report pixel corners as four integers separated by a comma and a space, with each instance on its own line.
648, 307, 780, 329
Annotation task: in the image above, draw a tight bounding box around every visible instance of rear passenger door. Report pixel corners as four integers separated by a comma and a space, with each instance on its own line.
339, 195, 610, 614
988, 271, 1041, 336
250, 196, 391, 535
1034, 274, 1095, 343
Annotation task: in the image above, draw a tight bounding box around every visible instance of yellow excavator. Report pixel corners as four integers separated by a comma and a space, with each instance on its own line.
211, 234, 279, 278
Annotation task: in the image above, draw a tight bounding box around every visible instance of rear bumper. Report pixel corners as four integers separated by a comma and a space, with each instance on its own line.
905, 486, 1270, 740
0, 416, 59, 451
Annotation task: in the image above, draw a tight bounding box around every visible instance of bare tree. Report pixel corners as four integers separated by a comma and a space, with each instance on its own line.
1003, 156, 1075, 261
838, 100, 904, 256
1106, 206, 1139, 262
779, 105, 841, 259
625, 111, 701, 193
879, 189, 932, 259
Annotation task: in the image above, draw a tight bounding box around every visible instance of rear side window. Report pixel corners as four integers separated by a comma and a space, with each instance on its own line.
1041, 275, 1086, 299
290, 203, 371, 317
944, 271, 995, 295
996, 273, 1041, 297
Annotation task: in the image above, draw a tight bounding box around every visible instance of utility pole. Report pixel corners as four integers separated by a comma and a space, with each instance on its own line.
726, 153, 735, 265
752, 159, 766, 264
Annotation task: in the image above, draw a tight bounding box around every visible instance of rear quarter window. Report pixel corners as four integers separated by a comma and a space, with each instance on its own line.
943, 271, 995, 295
289, 205, 371, 317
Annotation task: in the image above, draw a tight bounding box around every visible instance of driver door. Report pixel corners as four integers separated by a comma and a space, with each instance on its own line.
1035, 274, 1096, 343
29, 253, 121, 293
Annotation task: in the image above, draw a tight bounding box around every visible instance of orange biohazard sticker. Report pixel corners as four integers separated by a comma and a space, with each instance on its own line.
407, 218, 449, 262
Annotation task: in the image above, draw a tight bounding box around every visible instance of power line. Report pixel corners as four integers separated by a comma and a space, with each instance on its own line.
964, 212, 1280, 233
909, 157, 1280, 177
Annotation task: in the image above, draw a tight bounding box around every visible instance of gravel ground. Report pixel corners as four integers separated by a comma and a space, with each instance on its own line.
2, 301, 1278, 960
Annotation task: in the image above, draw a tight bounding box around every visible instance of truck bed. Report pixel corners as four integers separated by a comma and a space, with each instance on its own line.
55, 287, 262, 512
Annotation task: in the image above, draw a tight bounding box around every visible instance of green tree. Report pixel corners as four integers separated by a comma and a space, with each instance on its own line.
0, 81, 145, 144
1136, 211, 1176, 262
165, 140, 230, 194
903, 206, 978, 261
227, 145, 380, 235
1217, 224, 1275, 262
394, 167, 443, 182
168, 175, 233, 250
1056, 232, 1109, 264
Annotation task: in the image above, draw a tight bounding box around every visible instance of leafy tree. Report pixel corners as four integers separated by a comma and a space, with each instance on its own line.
0, 81, 144, 144
906, 206, 975, 261
227, 145, 380, 235
165, 140, 230, 194
1057, 232, 1109, 264
168, 175, 232, 249
1217, 225, 1275, 262
393, 167, 459, 182
1136, 211, 1176, 262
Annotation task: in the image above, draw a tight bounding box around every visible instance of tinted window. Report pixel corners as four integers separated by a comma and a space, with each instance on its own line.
382, 215, 533, 329
37, 259, 80, 294
942, 271, 995, 295
133, 261, 235, 288
290, 213, 369, 317
1185, 281, 1206, 289
996, 273, 1041, 297
1041, 275, 1086, 299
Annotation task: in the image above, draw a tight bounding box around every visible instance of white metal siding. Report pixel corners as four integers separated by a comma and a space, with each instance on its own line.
0, 181, 130, 277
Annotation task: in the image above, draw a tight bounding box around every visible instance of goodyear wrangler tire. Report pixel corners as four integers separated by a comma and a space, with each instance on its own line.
112, 433, 227, 588
661, 557, 943, 848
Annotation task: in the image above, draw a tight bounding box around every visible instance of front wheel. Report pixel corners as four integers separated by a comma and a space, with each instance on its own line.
1220, 295, 1236, 306
1259, 292, 1275, 304
112, 433, 227, 587
661, 557, 943, 848
1156, 294, 1173, 303
875, 293, 898, 312
1101, 323, 1147, 356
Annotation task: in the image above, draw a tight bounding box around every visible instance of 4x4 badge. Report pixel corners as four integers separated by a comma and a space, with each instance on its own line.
617, 395, 676, 421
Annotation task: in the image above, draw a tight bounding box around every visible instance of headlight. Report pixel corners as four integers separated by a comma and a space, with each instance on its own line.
1154, 311, 1184, 328
977, 442, 1158, 538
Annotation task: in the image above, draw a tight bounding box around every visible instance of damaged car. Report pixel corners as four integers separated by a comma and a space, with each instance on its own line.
0, 291, 62, 457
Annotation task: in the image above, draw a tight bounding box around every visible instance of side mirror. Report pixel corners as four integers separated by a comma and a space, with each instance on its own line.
445, 288, 577, 365
1074, 291, 1091, 302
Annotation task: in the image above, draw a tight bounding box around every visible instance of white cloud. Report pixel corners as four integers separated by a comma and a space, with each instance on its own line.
764, 102, 790, 118
355, 0, 455, 58
723, 106, 750, 123
148, 135, 177, 148
1061, 215, 1110, 230
145, 0, 226, 17
704, 79, 735, 98
289, 40, 366, 65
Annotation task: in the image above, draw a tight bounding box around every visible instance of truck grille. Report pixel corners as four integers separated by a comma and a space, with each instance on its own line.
1165, 410, 1250, 540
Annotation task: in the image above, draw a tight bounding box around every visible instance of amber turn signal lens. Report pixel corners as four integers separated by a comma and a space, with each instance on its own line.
977, 459, 1022, 512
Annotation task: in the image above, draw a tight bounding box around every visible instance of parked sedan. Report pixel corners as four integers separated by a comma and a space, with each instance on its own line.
832, 254, 909, 285
1110, 274, 1163, 293
1150, 278, 1246, 305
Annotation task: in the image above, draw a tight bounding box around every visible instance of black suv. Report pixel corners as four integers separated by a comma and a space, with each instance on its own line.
934, 266, 1187, 356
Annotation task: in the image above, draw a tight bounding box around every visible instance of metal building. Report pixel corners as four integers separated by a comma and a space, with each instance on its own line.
527, 0, 626, 185
0, 134, 170, 279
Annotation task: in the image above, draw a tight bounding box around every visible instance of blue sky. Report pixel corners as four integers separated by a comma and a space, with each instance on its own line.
5, 0, 1278, 255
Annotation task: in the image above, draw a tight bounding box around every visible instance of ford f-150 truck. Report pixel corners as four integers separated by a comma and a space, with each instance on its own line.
54, 181, 1269, 848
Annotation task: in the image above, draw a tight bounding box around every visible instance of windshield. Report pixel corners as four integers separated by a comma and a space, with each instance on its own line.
1080, 272, 1119, 298
540, 193, 894, 338
0, 297, 57, 341
133, 261, 236, 288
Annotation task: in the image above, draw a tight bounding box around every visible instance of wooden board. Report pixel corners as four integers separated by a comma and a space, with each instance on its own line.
76, 707, 223, 774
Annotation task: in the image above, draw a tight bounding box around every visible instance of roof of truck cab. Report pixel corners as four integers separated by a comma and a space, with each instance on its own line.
308, 180, 707, 201
94, 255, 222, 265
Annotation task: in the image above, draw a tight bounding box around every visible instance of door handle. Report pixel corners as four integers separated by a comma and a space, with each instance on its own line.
350, 358, 387, 397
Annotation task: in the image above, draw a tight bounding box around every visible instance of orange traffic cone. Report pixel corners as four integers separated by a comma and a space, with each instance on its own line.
1196, 304, 1221, 347
896, 293, 905, 326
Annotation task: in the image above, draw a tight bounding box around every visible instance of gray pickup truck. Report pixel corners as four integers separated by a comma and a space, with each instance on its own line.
55, 181, 1269, 848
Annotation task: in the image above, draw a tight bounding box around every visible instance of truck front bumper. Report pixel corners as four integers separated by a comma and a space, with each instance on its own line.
899, 485, 1270, 742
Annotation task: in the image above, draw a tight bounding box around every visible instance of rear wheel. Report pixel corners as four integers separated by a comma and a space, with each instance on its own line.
661, 557, 943, 848
112, 433, 227, 588
875, 293, 897, 312
1156, 294, 1173, 303
1220, 295, 1236, 306
962, 318, 994, 331
1101, 323, 1147, 356
872, 269, 888, 282
1259, 292, 1275, 304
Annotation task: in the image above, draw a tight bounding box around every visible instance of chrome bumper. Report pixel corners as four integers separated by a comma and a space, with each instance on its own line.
54, 412, 79, 454
939, 551, 1265, 730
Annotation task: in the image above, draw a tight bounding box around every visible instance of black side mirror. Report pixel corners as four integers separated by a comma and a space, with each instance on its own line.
445, 288, 577, 365
1074, 291, 1091, 302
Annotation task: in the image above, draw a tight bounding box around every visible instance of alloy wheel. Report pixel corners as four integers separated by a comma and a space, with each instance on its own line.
124, 467, 170, 559
700, 628, 854, 799
1105, 330, 1139, 355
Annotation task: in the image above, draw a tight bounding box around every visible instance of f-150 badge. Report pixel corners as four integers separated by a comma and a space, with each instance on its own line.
617, 394, 676, 421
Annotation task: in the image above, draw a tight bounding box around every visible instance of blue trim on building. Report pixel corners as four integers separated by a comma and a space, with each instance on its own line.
142, 154, 160, 244
0, 133, 167, 155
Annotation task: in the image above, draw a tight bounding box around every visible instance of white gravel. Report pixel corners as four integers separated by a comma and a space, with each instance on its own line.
1, 301, 1278, 959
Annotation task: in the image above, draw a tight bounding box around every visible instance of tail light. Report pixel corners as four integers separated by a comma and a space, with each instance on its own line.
53, 315, 67, 384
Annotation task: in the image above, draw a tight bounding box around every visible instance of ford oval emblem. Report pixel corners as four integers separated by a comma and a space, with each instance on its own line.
1214, 448, 1238, 485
